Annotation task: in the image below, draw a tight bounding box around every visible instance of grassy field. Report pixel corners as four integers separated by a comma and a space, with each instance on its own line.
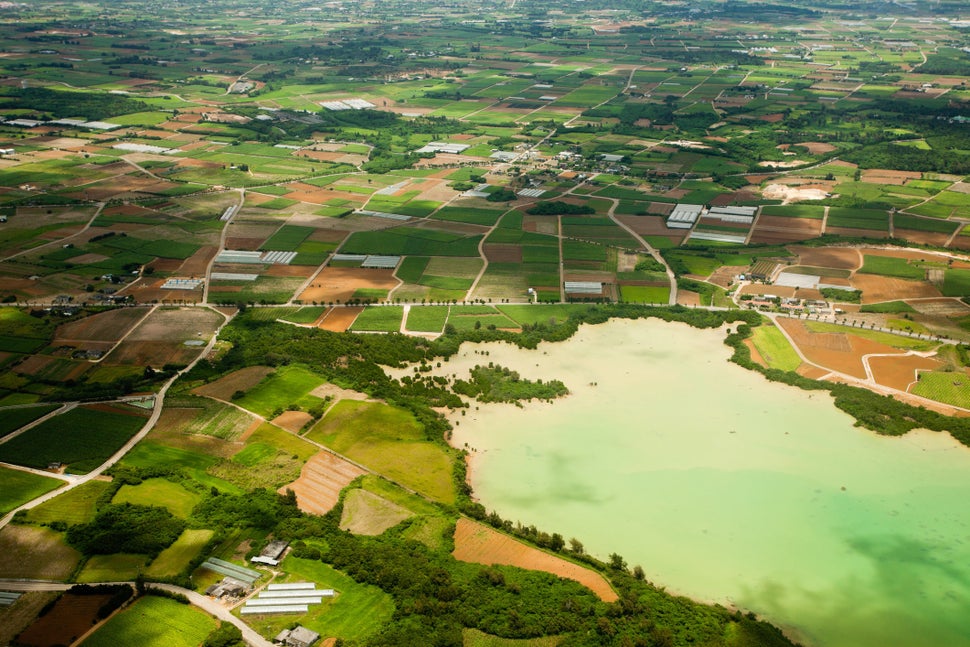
145, 529, 214, 578
497, 304, 589, 326
239, 555, 394, 643
0, 406, 146, 473
858, 255, 925, 280
25, 480, 113, 525
911, 371, 970, 409
619, 286, 670, 304
859, 301, 917, 314
463, 628, 563, 647
941, 269, 970, 297
307, 400, 455, 503
80, 595, 217, 647
750, 325, 802, 372
0, 466, 63, 515
349, 306, 404, 332
405, 305, 449, 332
234, 364, 325, 417
0, 525, 80, 580
112, 478, 202, 519
77, 553, 151, 583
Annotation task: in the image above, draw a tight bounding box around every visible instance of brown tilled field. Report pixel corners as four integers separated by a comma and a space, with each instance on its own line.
790, 246, 862, 270
54, 308, 148, 344
452, 518, 617, 602
339, 489, 412, 535
484, 244, 522, 263
869, 353, 943, 392
894, 229, 953, 247
909, 298, 970, 317
849, 274, 941, 303
298, 267, 398, 303
775, 318, 907, 379
749, 216, 823, 244
272, 410, 313, 433
317, 307, 362, 332
192, 366, 274, 401
0, 526, 80, 580
15, 592, 114, 647
280, 451, 368, 515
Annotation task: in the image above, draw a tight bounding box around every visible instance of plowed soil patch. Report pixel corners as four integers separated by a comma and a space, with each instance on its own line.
484, 244, 522, 263
894, 229, 952, 247
453, 518, 617, 602
265, 264, 316, 277
909, 298, 970, 317
280, 451, 367, 515
790, 246, 861, 270
272, 410, 313, 433
54, 307, 147, 343
298, 267, 398, 303
776, 318, 899, 379
178, 246, 217, 276
318, 307, 363, 332
849, 274, 940, 303
869, 354, 943, 392
745, 339, 767, 368
193, 366, 274, 401
16, 593, 113, 647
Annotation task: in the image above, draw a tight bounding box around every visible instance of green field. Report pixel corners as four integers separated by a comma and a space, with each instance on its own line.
307, 400, 455, 503
405, 305, 449, 332
262, 225, 315, 251
497, 304, 590, 326
234, 364, 325, 417
0, 404, 58, 438
25, 479, 112, 525
619, 286, 670, 303
803, 321, 936, 351
77, 553, 151, 583
859, 301, 917, 314
941, 269, 970, 297
113, 479, 202, 519
80, 595, 217, 647
0, 406, 146, 473
241, 556, 395, 642
911, 371, 970, 409
858, 255, 925, 280
146, 528, 215, 578
0, 466, 63, 515
750, 325, 802, 372
349, 306, 405, 332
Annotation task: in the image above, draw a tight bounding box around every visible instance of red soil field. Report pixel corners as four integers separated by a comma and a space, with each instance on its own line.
484, 244, 522, 263
849, 274, 941, 303
177, 246, 218, 277
869, 353, 943, 392
297, 267, 398, 303
750, 216, 823, 245
789, 246, 861, 270
279, 451, 367, 515
318, 307, 362, 332
895, 229, 953, 247
15, 593, 114, 647
452, 518, 617, 602
775, 318, 907, 380
265, 264, 316, 277
272, 410, 313, 433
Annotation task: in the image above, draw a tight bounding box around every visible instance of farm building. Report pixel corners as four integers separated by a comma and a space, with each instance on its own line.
240, 582, 335, 615
251, 539, 289, 566
706, 206, 757, 224
274, 626, 320, 647
666, 204, 704, 229
564, 281, 603, 296
688, 230, 747, 244
415, 141, 470, 154
205, 576, 251, 599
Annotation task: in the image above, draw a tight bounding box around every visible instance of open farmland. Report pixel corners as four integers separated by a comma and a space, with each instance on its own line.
80, 595, 216, 647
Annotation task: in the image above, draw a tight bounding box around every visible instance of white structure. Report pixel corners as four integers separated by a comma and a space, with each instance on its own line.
215, 250, 264, 264
666, 204, 704, 229
415, 141, 470, 154
161, 278, 204, 290
211, 272, 258, 281
688, 231, 747, 244
706, 206, 757, 225
564, 281, 603, 295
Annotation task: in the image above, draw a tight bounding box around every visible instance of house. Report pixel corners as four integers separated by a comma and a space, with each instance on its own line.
274, 626, 320, 647
251, 539, 289, 566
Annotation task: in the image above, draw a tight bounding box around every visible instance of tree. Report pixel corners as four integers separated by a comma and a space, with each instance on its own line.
569, 537, 585, 554
608, 552, 627, 571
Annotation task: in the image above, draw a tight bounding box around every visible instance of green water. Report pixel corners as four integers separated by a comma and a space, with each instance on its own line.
442, 319, 970, 647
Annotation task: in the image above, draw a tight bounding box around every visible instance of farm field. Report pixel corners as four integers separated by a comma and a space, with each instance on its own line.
0, 466, 63, 515
80, 595, 217, 647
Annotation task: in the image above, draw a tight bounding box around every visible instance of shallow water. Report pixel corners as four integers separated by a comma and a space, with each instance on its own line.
438, 319, 970, 647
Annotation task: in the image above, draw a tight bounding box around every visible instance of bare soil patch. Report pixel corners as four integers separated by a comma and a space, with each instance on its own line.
761, 184, 829, 203
272, 410, 313, 433
298, 267, 398, 303
484, 244, 522, 263
0, 592, 59, 647
862, 169, 920, 185
280, 451, 367, 515
849, 274, 941, 303
15, 592, 114, 647
265, 264, 316, 278
177, 245, 217, 277
676, 290, 702, 306
750, 216, 823, 245
776, 318, 901, 379
453, 518, 617, 602
796, 142, 837, 154
309, 384, 370, 402
193, 366, 274, 401
744, 339, 767, 368
870, 354, 943, 392
339, 489, 412, 535
54, 307, 147, 344
318, 307, 363, 332
790, 246, 861, 270
909, 298, 970, 317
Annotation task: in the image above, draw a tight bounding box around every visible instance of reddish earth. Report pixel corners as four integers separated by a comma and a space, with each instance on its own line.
909, 298, 970, 317
849, 274, 941, 303
298, 267, 398, 303
280, 451, 368, 515
790, 246, 861, 270
744, 339, 767, 368
318, 307, 362, 332
452, 518, 618, 602
825, 226, 888, 239
177, 245, 217, 277
797, 142, 837, 154
861, 169, 920, 185
750, 216, 823, 244
776, 318, 906, 379
484, 244, 522, 263
193, 366, 274, 401
16, 593, 114, 647
272, 410, 313, 433
869, 353, 943, 392
895, 229, 953, 247
265, 264, 316, 277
